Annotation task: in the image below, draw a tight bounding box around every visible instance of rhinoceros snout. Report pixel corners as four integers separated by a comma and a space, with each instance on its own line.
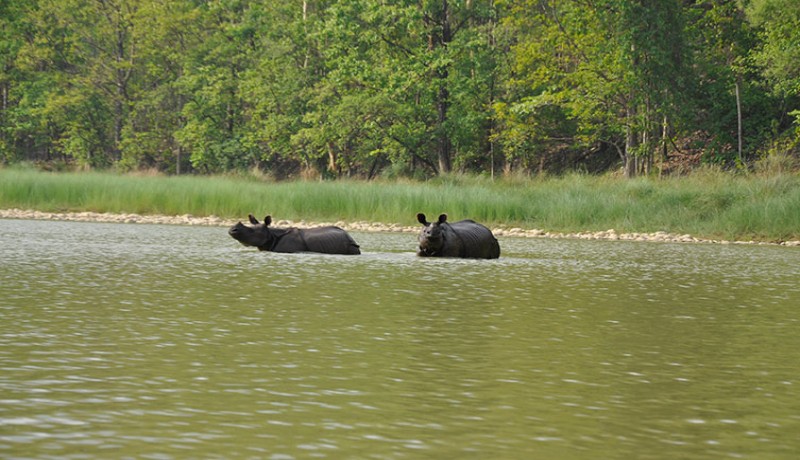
228, 223, 247, 238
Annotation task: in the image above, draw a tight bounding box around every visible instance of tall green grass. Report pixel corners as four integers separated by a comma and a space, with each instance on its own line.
1, 166, 799, 241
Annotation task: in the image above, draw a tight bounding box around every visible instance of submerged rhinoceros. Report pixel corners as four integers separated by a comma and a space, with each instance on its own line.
229, 214, 361, 255
416, 213, 500, 259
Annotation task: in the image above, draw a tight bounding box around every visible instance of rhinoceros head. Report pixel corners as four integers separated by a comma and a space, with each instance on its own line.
417, 213, 448, 254
228, 214, 274, 248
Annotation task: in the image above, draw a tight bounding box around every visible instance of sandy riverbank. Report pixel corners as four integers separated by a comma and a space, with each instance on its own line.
2, 208, 798, 247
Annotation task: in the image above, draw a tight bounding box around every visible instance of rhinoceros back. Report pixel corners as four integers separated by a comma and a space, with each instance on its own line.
301, 227, 361, 255
448, 220, 500, 259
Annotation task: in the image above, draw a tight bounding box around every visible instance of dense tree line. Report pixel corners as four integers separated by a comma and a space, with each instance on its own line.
1, 0, 798, 178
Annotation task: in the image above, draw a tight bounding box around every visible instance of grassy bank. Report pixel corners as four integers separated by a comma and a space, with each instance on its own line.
1, 166, 799, 242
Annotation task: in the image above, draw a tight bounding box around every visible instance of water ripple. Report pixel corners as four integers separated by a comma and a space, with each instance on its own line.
2, 219, 800, 458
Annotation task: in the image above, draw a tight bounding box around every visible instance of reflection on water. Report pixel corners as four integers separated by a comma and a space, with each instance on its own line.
1, 219, 799, 459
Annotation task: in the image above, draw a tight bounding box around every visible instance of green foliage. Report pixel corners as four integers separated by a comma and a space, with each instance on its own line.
745, 0, 800, 150
747, 0, 800, 97
0, 0, 798, 176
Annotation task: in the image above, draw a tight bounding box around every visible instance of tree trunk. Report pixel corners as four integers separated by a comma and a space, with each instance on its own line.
327, 141, 338, 174
624, 104, 637, 178
429, 0, 452, 174
659, 115, 668, 177
1, 82, 7, 152
302, 1, 310, 69
113, 18, 127, 162
437, 82, 452, 174
735, 77, 743, 164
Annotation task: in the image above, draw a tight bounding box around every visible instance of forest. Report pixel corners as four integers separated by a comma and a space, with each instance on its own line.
1, 0, 799, 179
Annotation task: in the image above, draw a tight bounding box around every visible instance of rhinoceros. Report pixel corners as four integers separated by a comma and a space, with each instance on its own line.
229, 214, 361, 255
416, 213, 500, 259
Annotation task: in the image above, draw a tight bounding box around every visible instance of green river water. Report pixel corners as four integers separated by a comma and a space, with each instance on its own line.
1, 218, 799, 459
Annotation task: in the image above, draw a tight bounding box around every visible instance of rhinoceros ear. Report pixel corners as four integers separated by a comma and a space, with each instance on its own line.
417, 213, 429, 225
248, 214, 259, 225
264, 215, 272, 226
437, 214, 448, 224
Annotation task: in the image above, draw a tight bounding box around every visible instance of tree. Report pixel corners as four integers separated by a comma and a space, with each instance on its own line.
498, 0, 689, 177
6, 0, 145, 167
0, 0, 796, 176
683, 0, 770, 167
240, 2, 324, 176
747, 0, 800, 98
173, 0, 281, 173
118, 0, 203, 173
0, 0, 29, 162
746, 0, 800, 146
274, 0, 500, 178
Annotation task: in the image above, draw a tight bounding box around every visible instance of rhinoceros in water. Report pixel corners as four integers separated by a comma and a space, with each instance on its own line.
416, 213, 500, 259
229, 214, 361, 255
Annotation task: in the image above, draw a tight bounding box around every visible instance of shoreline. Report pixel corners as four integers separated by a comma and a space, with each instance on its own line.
2, 208, 798, 247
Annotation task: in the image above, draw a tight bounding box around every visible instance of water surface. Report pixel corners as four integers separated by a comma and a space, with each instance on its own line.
1, 219, 799, 459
